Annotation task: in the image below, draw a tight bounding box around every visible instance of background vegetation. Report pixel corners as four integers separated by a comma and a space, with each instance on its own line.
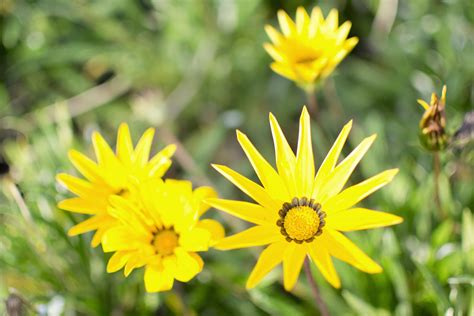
1, 0, 473, 315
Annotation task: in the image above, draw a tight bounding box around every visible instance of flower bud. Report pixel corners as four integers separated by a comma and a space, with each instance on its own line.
417, 85, 448, 151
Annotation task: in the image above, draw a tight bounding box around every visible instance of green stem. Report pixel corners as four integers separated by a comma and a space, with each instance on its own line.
304, 258, 330, 316
433, 152, 445, 219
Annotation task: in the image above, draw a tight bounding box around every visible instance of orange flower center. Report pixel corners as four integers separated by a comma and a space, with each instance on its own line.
153, 230, 179, 256
277, 197, 326, 243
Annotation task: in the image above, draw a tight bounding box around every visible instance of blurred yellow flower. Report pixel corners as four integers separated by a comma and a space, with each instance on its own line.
417, 85, 448, 151
56, 123, 176, 247
102, 179, 224, 292
207, 107, 402, 290
264, 6, 358, 90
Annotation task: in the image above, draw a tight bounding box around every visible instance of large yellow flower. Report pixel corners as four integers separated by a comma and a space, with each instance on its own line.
56, 123, 176, 247
264, 6, 358, 89
102, 179, 224, 292
207, 107, 402, 290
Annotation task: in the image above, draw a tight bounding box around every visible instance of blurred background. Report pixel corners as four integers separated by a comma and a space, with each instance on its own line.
0, 0, 473, 315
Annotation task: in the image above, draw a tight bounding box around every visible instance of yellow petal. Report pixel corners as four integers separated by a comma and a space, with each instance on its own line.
102, 226, 147, 252
67, 214, 109, 236
212, 164, 278, 210
236, 130, 289, 200
58, 197, 105, 215
309, 7, 324, 37
116, 123, 134, 166
269, 113, 297, 197
313, 120, 352, 197
277, 10, 296, 36
295, 6, 310, 34
417, 99, 431, 111
324, 9, 339, 31
133, 128, 155, 167
324, 169, 399, 213
246, 241, 287, 289
196, 219, 225, 245
317, 134, 377, 203
147, 144, 176, 177
179, 227, 211, 252
282, 243, 307, 291
193, 186, 218, 216
336, 21, 352, 44
108, 195, 151, 235
307, 242, 341, 288
327, 208, 403, 231
68, 150, 104, 184
107, 251, 131, 273
57, 173, 109, 198
144, 264, 174, 292
323, 229, 382, 274
92, 131, 118, 167
269, 62, 299, 82
215, 225, 281, 250
264, 25, 283, 45
263, 43, 285, 62
174, 247, 202, 282
205, 198, 276, 225
189, 252, 204, 270
295, 107, 315, 197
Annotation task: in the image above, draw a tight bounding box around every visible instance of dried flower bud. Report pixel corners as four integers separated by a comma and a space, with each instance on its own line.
417, 85, 448, 151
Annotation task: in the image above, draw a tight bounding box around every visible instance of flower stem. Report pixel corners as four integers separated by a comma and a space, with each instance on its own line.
433, 152, 445, 219
306, 90, 319, 123
304, 257, 330, 316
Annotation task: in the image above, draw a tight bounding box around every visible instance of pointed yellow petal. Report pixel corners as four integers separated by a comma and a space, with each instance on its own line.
68, 150, 105, 184
296, 6, 310, 34
133, 128, 155, 167
295, 107, 315, 197
246, 241, 287, 289
144, 264, 174, 292
336, 21, 352, 44
193, 186, 218, 216
212, 164, 279, 210
269, 113, 297, 197
92, 131, 118, 167
174, 247, 202, 282
307, 242, 341, 288
206, 198, 276, 225
116, 123, 134, 165
269, 62, 298, 82
58, 197, 105, 214
317, 134, 377, 203
283, 243, 307, 291
107, 251, 131, 273
309, 7, 324, 37
417, 99, 430, 111
324, 169, 399, 213
179, 227, 211, 252
323, 229, 382, 274
236, 130, 289, 200
265, 25, 283, 45
67, 214, 109, 236
264, 43, 285, 62
313, 120, 352, 196
215, 225, 282, 250
101, 226, 147, 252
57, 173, 109, 198
147, 144, 176, 178
325, 9, 339, 31
277, 10, 296, 36
327, 208, 403, 231
196, 219, 225, 245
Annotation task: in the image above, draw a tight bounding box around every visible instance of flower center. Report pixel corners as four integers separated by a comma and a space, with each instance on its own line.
276, 197, 326, 243
153, 229, 179, 256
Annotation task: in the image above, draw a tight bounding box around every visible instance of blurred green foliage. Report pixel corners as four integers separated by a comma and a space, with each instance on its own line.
1, 0, 473, 315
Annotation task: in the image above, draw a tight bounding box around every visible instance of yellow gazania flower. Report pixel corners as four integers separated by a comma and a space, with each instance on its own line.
56, 123, 176, 247
207, 107, 403, 290
102, 179, 224, 292
417, 85, 448, 151
264, 6, 358, 89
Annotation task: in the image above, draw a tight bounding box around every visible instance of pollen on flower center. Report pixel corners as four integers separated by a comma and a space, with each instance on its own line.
276, 197, 326, 243
153, 229, 179, 256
